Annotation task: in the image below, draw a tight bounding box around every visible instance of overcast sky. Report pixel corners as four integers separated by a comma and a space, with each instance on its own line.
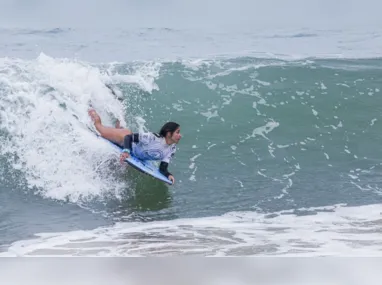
1, 0, 381, 30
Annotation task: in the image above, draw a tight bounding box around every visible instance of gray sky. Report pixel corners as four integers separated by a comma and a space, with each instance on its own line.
1, 0, 381, 30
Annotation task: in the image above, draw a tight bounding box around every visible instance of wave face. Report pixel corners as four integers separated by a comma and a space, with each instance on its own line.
1, 53, 382, 256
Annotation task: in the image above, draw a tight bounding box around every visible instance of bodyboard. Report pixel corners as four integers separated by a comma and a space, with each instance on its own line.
94, 131, 173, 185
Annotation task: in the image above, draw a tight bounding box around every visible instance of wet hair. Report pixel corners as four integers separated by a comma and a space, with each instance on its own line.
158, 122, 180, 137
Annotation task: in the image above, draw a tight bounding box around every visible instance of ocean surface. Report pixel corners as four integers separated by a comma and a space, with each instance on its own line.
1, 0, 382, 257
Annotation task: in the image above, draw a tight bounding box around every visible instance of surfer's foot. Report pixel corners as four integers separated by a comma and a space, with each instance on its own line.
88, 109, 102, 126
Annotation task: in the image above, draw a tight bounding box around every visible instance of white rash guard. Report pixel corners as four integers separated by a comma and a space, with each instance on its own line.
123, 132, 176, 177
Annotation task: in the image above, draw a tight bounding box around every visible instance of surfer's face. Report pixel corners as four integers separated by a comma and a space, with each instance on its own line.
170, 127, 182, 144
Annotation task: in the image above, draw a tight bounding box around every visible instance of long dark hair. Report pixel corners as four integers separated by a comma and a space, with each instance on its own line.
158, 122, 180, 137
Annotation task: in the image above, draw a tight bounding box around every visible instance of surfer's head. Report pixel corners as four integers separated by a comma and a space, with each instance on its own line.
159, 122, 181, 144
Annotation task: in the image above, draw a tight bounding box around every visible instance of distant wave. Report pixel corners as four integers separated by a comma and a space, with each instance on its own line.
12, 28, 72, 36
268, 33, 318, 39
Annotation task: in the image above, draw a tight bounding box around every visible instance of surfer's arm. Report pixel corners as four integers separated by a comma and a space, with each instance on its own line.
159, 147, 176, 181
159, 161, 172, 178
122, 133, 139, 152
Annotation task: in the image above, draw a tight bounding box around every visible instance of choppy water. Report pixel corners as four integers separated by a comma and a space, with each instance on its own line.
1, 0, 382, 257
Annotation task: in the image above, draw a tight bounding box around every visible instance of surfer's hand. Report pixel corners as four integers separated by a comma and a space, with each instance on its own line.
120, 152, 130, 163
169, 175, 175, 185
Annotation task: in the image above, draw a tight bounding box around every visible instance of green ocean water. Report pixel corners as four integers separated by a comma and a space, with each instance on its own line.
1, 54, 382, 256
117, 57, 382, 214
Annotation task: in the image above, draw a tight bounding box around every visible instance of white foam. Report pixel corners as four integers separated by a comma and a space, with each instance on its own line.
0, 53, 159, 203
107, 61, 161, 93
3, 203, 382, 257
172, 103, 183, 111
249, 120, 280, 141
200, 110, 219, 121
207, 143, 216, 150
190, 154, 202, 161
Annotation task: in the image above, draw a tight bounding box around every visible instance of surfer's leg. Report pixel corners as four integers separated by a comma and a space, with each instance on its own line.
88, 109, 131, 146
